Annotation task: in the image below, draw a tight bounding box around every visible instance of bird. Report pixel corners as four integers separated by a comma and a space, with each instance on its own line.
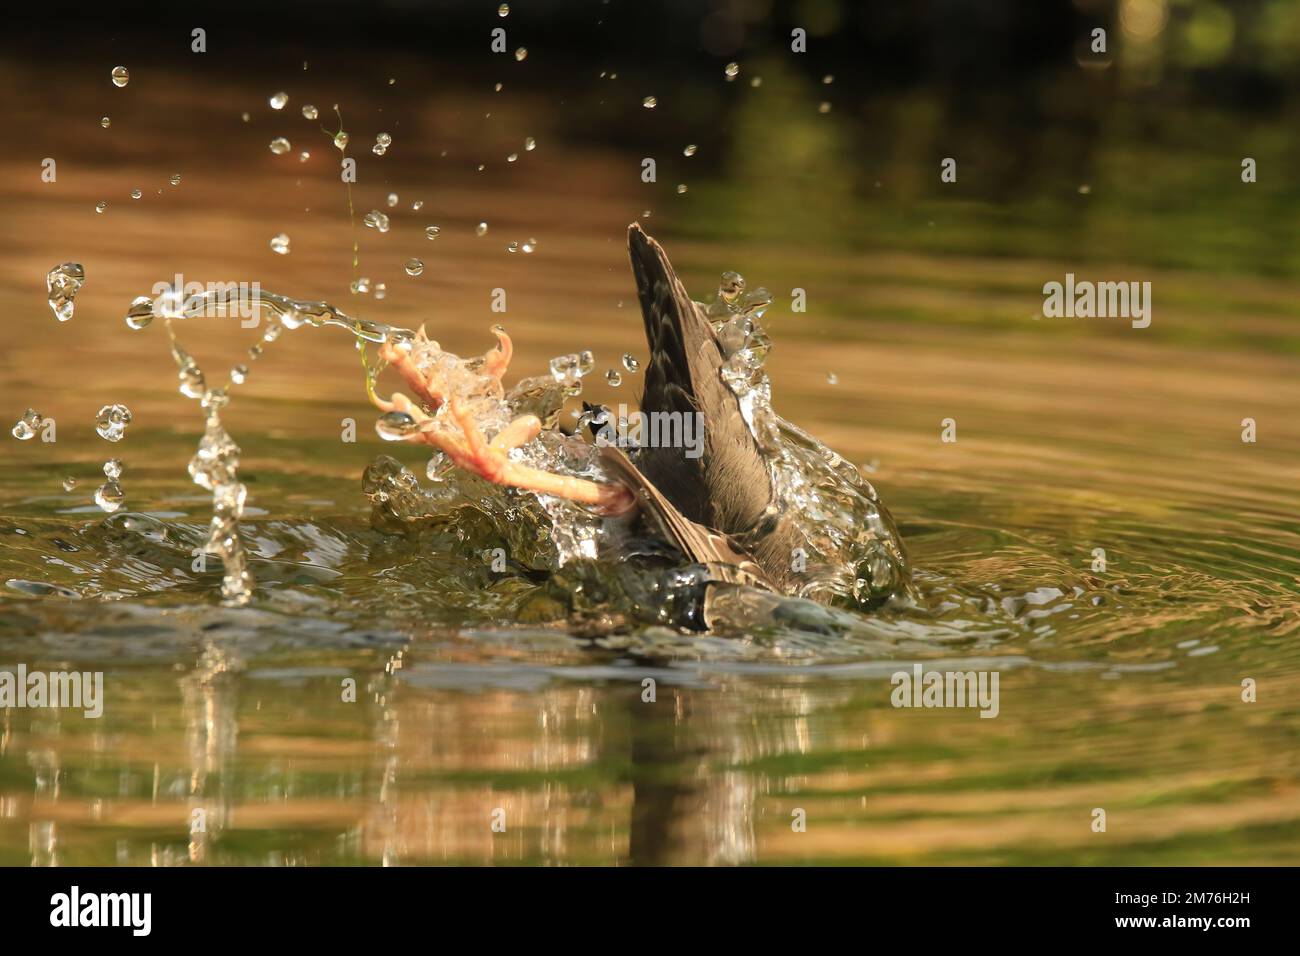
370, 223, 912, 620
593, 224, 911, 615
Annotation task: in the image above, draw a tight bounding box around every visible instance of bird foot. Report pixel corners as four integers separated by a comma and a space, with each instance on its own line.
372, 326, 635, 515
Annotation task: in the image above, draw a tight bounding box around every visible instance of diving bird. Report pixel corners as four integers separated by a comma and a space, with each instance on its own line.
371, 224, 911, 615
595, 224, 911, 612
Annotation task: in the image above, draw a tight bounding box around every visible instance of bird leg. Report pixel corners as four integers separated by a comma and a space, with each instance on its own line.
372, 327, 636, 515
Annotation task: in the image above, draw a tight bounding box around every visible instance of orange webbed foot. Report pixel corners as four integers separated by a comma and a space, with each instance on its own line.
370, 326, 635, 515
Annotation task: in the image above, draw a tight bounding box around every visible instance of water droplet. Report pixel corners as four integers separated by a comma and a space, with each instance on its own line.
376, 411, 420, 441
334, 130, 349, 150
111, 66, 129, 88
683, 144, 697, 157
412, 200, 424, 210
94, 480, 125, 513
299, 151, 309, 162
269, 91, 288, 110
46, 262, 85, 322
549, 354, 581, 384
94, 403, 133, 442
372, 143, 387, 156
750, 76, 762, 88
622, 353, 640, 372
818, 101, 831, 114
507, 152, 518, 163
95, 201, 107, 214
404, 258, 424, 276
822, 74, 835, 85
178, 362, 206, 399
642, 96, 657, 108
425, 225, 441, 240
524, 136, 536, 151
231, 364, 249, 384
130, 188, 142, 200
507, 241, 519, 253
377, 132, 393, 148
169, 173, 182, 186
827, 372, 839, 385
125, 296, 155, 330
498, 2, 509, 16
270, 233, 290, 255
269, 137, 291, 155
363, 210, 391, 232
676, 184, 688, 194
201, 386, 229, 411
521, 237, 537, 253
100, 116, 111, 128
11, 409, 42, 440
724, 62, 740, 80
302, 103, 318, 120
1078, 183, 1092, 195
374, 282, 387, 300
61, 477, 76, 492
103, 458, 122, 479
719, 271, 746, 303
515, 47, 528, 61
476, 222, 488, 237
605, 369, 622, 386
577, 350, 594, 376
386, 192, 398, 207
241, 112, 251, 122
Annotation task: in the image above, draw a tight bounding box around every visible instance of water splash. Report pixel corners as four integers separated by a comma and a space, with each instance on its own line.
94, 403, 132, 442
11, 408, 43, 440
122, 258, 906, 613
94, 459, 125, 514
703, 273, 912, 608
46, 263, 85, 322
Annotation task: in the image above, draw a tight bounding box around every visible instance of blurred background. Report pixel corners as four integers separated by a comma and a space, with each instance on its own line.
0, 0, 1297, 865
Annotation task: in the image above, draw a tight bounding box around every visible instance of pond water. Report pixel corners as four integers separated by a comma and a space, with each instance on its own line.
1, 47, 1298, 865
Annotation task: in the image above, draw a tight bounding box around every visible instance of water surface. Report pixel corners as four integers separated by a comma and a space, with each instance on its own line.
1, 52, 1298, 865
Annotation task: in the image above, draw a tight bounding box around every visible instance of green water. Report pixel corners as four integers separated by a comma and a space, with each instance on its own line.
1, 48, 1299, 865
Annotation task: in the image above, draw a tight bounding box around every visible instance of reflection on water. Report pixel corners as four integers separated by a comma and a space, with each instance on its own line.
2, 42, 1300, 864
4, 633, 1298, 865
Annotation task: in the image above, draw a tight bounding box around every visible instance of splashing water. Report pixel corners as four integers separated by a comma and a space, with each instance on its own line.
11, 408, 43, 440
46, 262, 85, 322
122, 253, 906, 620
703, 273, 912, 608
94, 457, 125, 513
94, 403, 132, 442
